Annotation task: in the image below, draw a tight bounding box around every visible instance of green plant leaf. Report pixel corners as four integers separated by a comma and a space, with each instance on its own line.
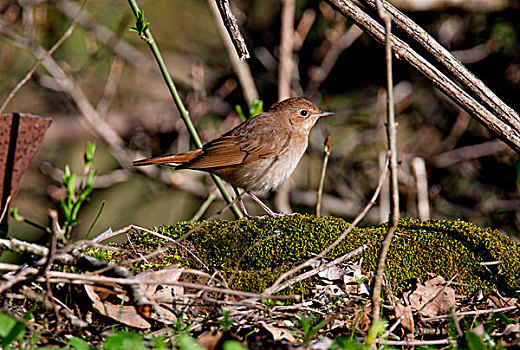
249, 98, 263, 118
176, 335, 205, 350
104, 332, 146, 350
223, 340, 248, 350
235, 105, 246, 121
465, 331, 487, 350
69, 337, 96, 350
0, 312, 25, 348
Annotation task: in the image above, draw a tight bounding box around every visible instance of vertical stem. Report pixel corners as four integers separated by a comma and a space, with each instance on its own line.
315, 134, 332, 216
190, 188, 218, 222
412, 157, 430, 220
369, 0, 399, 333
278, 0, 295, 101
126, 0, 243, 218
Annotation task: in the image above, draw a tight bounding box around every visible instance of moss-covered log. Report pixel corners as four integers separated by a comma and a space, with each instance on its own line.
105, 215, 520, 296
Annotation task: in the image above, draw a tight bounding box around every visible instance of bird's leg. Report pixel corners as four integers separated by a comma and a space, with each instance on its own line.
246, 191, 286, 218
233, 187, 251, 218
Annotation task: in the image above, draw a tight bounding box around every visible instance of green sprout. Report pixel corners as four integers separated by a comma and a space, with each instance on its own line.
129, 10, 150, 40
60, 142, 97, 241
236, 98, 263, 121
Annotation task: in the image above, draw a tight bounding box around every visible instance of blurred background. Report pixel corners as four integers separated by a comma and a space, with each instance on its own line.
0, 0, 519, 243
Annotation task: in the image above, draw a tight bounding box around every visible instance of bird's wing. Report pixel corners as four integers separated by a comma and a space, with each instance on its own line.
181, 132, 290, 170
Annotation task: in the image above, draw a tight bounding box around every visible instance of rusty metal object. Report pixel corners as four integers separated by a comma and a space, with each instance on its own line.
0, 113, 52, 235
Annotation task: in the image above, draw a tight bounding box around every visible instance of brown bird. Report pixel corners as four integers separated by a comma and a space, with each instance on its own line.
132, 97, 333, 217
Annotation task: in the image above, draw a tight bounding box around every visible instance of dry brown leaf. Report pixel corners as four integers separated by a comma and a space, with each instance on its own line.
407, 275, 456, 317
84, 284, 151, 329
260, 321, 297, 342
395, 302, 414, 333
197, 330, 223, 350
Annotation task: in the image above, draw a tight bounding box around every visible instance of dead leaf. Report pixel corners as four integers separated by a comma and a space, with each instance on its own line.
407, 275, 456, 317
395, 302, 414, 333
318, 265, 344, 280
260, 321, 296, 342
197, 330, 223, 350
85, 284, 151, 329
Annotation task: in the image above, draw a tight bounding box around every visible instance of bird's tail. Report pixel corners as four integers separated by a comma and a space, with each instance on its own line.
132, 149, 203, 167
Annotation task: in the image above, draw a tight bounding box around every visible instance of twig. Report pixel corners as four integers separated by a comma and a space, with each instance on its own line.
378, 338, 453, 346
20, 285, 88, 327
0, 196, 10, 226
125, 0, 243, 218
0, 237, 151, 307
2, 266, 298, 301
278, 0, 295, 100
422, 305, 519, 322
264, 153, 390, 295
293, 9, 316, 50
96, 57, 124, 117
54, 0, 194, 87
207, 0, 258, 106
0, 0, 89, 113
371, 0, 398, 327
378, 150, 389, 223
432, 139, 509, 168
325, 0, 520, 151
316, 134, 332, 216
361, 0, 520, 131
190, 187, 218, 221
214, 0, 250, 61
305, 25, 363, 98
411, 157, 430, 219
272, 245, 367, 294
439, 110, 471, 152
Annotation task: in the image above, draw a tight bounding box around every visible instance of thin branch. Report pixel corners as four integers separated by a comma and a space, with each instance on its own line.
371, 0, 398, 327
125, 0, 243, 218
55, 0, 193, 87
278, 0, 295, 100
421, 305, 519, 322
214, 0, 250, 61
264, 153, 390, 295
316, 134, 332, 216
96, 57, 124, 117
305, 24, 363, 98
0, 264, 298, 301
271, 245, 367, 294
432, 139, 509, 168
207, 0, 258, 106
361, 0, 520, 131
0, 0, 88, 113
325, 0, 520, 152
411, 157, 430, 219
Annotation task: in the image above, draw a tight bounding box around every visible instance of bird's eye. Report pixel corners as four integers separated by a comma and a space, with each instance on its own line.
299, 109, 309, 117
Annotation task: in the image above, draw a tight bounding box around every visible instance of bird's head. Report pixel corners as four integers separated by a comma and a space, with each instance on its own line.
271, 97, 333, 133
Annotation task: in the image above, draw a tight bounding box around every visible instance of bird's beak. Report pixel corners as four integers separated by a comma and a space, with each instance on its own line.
315, 111, 334, 118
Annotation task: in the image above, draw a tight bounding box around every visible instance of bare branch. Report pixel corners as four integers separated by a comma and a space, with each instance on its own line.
214, 0, 250, 61
362, 0, 520, 131
411, 157, 430, 220
207, 0, 258, 106
325, 0, 520, 152
278, 0, 295, 100
370, 0, 398, 328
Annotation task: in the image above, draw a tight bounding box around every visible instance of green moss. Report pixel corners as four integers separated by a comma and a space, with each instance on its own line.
108, 215, 520, 296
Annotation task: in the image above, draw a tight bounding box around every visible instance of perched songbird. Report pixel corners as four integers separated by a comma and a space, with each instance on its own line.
133, 97, 333, 217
